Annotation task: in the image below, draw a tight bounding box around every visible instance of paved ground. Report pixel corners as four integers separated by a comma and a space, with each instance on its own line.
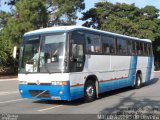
0, 72, 160, 120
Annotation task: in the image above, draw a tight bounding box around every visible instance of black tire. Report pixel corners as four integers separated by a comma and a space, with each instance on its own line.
84, 80, 96, 103
134, 74, 142, 89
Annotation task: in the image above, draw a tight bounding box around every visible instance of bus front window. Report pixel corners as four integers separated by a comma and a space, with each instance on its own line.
19, 36, 40, 73
40, 33, 66, 73
19, 33, 67, 73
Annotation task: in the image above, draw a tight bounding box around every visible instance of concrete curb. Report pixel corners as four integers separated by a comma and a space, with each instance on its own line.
0, 76, 18, 80
154, 71, 160, 73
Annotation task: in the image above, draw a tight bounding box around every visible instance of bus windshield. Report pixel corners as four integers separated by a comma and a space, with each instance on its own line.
19, 33, 66, 73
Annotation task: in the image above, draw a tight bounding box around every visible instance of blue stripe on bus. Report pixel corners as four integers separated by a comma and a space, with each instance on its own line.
19, 81, 71, 101
129, 56, 137, 85
19, 83, 84, 101
145, 56, 153, 82
70, 86, 84, 100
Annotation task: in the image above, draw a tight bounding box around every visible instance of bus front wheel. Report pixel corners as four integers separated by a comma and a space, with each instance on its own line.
84, 81, 96, 103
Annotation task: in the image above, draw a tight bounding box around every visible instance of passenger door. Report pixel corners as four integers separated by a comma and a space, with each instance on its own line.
69, 31, 85, 72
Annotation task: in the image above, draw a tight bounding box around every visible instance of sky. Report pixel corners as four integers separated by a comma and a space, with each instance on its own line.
0, 1, 10, 12
107, 0, 160, 8
0, 0, 160, 25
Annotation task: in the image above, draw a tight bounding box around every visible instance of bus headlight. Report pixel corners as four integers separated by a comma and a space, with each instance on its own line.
19, 81, 27, 84
20, 89, 23, 93
59, 90, 63, 94
51, 81, 67, 86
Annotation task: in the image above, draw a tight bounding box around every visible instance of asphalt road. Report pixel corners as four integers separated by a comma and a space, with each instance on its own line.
0, 72, 160, 120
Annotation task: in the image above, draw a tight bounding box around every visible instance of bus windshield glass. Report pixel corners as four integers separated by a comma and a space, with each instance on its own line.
19, 33, 66, 73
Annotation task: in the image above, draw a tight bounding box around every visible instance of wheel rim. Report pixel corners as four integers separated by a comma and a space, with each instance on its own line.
137, 77, 141, 86
86, 86, 94, 97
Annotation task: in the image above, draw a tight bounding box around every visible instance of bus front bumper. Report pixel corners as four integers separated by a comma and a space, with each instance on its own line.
18, 82, 71, 101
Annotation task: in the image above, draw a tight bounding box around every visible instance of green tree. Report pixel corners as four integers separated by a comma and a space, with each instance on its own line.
81, 2, 160, 41
0, 0, 48, 66
47, 0, 85, 25
3, 0, 85, 25
0, 0, 85, 67
81, 1, 160, 68
0, 11, 12, 66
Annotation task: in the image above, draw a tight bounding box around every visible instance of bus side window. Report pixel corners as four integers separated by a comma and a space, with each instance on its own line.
148, 43, 152, 56
102, 36, 110, 54
117, 38, 127, 55
102, 36, 116, 54
144, 43, 148, 56
137, 42, 144, 56
85, 33, 102, 54
132, 41, 137, 55
72, 44, 84, 63
141, 42, 145, 56
136, 42, 142, 56
127, 40, 132, 55
140, 42, 145, 55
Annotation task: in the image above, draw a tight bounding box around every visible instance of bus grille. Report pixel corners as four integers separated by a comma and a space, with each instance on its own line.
29, 90, 51, 98
28, 83, 51, 85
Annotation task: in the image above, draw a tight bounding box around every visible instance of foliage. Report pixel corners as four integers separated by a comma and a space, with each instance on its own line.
0, 11, 12, 66
3, 0, 85, 25
81, 2, 160, 68
0, 0, 85, 67
81, 2, 160, 41
50, 0, 85, 25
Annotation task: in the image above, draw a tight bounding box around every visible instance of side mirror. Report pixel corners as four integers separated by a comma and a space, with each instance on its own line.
13, 46, 17, 59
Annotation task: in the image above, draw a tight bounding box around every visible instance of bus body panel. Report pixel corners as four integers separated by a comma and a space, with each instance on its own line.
19, 82, 71, 100
69, 55, 137, 98
83, 55, 111, 72
98, 56, 137, 93
82, 55, 131, 82
136, 57, 148, 83
18, 73, 70, 83
69, 73, 85, 100
18, 73, 71, 100
146, 56, 154, 81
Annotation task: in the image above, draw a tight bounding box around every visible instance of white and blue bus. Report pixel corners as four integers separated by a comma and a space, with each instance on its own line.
18, 26, 154, 102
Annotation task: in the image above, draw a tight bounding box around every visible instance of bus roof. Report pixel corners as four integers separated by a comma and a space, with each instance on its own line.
24, 26, 152, 43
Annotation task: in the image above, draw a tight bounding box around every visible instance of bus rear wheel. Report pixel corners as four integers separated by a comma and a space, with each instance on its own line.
84, 81, 96, 103
135, 74, 142, 89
